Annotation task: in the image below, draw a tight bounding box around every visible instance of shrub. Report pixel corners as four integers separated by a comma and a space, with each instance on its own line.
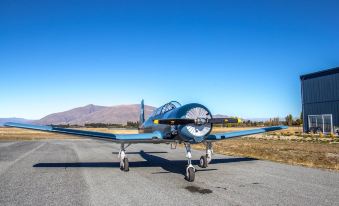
319, 133, 324, 138
328, 133, 335, 139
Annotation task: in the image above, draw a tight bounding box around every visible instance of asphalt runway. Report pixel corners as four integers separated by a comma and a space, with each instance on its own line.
0, 140, 338, 206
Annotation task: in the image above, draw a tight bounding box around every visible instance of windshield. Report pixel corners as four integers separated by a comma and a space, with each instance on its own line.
150, 101, 181, 117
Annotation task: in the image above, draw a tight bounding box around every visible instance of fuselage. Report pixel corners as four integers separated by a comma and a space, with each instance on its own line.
138, 101, 213, 143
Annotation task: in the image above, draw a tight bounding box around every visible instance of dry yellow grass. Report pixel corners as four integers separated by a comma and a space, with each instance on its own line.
0, 127, 76, 140
193, 138, 339, 171
203, 126, 338, 171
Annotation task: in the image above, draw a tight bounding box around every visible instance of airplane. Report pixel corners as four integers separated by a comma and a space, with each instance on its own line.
4, 100, 287, 182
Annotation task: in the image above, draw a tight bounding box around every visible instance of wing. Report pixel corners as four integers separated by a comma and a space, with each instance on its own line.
206, 125, 288, 141
4, 122, 167, 143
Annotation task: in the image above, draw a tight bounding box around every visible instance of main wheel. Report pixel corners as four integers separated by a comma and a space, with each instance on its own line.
185, 166, 195, 182
199, 155, 208, 168
120, 158, 129, 172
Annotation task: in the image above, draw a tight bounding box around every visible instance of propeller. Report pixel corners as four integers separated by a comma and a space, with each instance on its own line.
153, 119, 195, 125
153, 117, 241, 125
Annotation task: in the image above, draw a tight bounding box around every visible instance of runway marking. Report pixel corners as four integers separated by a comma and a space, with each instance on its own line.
0, 142, 46, 176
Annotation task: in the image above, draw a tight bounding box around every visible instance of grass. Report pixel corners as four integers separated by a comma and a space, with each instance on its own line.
1, 126, 338, 171
0, 127, 76, 140
204, 126, 338, 171
193, 138, 338, 171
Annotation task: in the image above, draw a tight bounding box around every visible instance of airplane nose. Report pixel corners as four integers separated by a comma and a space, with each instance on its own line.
177, 103, 213, 143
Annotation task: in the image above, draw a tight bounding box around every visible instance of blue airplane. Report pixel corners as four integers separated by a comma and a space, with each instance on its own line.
4, 100, 287, 182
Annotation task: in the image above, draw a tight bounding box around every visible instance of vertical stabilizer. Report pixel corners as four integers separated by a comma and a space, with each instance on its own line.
139, 99, 145, 126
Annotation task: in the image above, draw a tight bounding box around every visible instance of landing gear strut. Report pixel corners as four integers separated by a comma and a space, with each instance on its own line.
184, 143, 195, 182
199, 142, 213, 168
119, 143, 130, 172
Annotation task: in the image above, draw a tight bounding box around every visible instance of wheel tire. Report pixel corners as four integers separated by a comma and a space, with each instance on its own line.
185, 167, 195, 182
120, 160, 124, 171
199, 155, 208, 168
123, 158, 129, 172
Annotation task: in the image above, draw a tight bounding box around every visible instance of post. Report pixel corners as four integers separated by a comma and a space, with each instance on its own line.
322, 115, 324, 134
330, 114, 333, 134
308, 115, 311, 132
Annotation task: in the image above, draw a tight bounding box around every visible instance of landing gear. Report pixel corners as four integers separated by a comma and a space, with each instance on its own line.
185, 166, 195, 182
199, 155, 208, 168
120, 157, 129, 171
206, 142, 213, 164
198, 142, 213, 168
184, 143, 195, 182
119, 143, 130, 172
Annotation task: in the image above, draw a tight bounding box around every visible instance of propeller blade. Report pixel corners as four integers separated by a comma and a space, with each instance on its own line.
208, 118, 242, 124
153, 118, 195, 125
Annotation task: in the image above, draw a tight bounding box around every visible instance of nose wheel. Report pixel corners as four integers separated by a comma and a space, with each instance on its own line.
184, 143, 196, 182
185, 165, 195, 182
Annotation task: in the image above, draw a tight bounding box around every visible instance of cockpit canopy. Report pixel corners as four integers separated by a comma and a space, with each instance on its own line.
150, 101, 181, 117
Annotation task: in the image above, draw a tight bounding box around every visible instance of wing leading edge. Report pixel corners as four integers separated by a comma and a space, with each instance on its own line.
207, 125, 288, 141
4, 122, 164, 143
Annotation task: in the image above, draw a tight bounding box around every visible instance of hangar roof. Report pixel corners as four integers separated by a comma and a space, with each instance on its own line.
300, 67, 339, 80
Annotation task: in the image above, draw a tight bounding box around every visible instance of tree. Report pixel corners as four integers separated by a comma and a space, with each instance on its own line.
285, 114, 293, 126
294, 119, 302, 126
273, 117, 280, 126
265, 117, 280, 126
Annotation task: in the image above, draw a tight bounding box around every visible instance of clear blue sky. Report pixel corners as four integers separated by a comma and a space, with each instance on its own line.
1, 0, 338, 119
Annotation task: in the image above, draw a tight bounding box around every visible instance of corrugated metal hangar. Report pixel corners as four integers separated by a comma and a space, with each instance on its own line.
300, 67, 339, 134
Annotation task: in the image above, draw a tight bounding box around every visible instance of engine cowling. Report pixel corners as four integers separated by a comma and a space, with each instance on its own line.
176, 103, 213, 143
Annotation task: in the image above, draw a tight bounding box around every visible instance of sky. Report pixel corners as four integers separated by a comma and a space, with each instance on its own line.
1, 0, 339, 120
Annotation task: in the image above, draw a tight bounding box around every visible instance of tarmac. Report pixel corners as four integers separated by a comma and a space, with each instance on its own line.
0, 139, 338, 206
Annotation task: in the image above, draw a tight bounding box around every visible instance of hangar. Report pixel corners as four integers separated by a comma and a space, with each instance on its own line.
300, 67, 339, 134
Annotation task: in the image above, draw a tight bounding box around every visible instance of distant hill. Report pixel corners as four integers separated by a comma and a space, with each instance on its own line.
213, 114, 230, 118
34, 104, 155, 125
1, 104, 237, 126
0, 118, 33, 126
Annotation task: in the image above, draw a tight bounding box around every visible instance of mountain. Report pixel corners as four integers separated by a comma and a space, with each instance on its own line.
0, 118, 33, 126
34, 104, 155, 125
1, 104, 236, 126
213, 114, 230, 118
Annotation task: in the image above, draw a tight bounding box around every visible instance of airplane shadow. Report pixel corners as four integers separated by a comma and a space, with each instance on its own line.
33, 150, 256, 177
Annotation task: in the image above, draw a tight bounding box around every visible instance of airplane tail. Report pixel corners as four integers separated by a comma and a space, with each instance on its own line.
139, 99, 145, 127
